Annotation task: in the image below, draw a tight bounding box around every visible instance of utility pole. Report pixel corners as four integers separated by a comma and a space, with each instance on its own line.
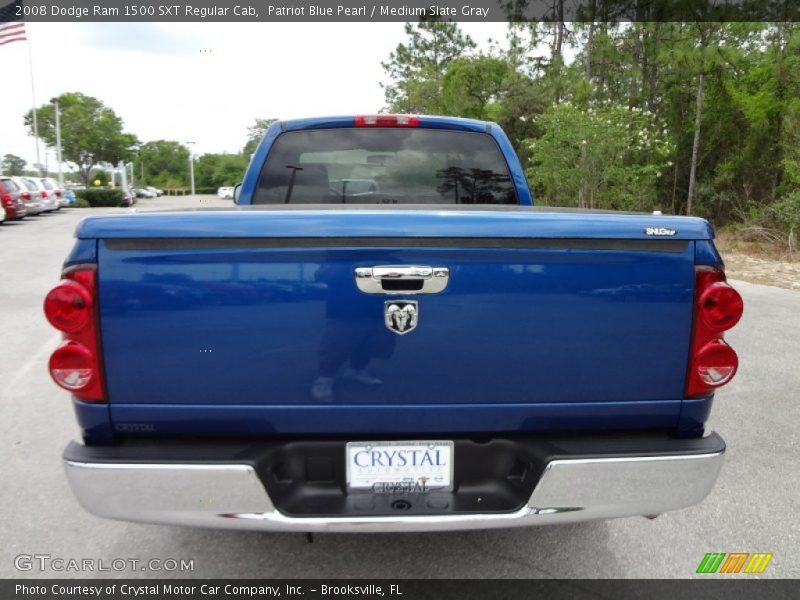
186, 141, 196, 196
27, 24, 42, 176
51, 97, 64, 187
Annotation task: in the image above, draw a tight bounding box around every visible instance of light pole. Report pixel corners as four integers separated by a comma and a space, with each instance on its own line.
186, 141, 196, 196
119, 161, 128, 191
50, 97, 64, 187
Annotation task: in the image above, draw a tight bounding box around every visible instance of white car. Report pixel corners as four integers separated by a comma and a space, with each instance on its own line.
20, 177, 59, 212
146, 186, 163, 196
0, 204, 5, 223
135, 187, 157, 198
217, 186, 234, 199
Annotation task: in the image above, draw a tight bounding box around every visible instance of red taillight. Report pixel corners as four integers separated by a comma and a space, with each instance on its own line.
21, 192, 31, 200
695, 339, 739, 387
49, 342, 96, 391
55, 190, 62, 198
1, 193, 11, 206
44, 280, 92, 332
355, 114, 420, 127
686, 266, 743, 397
44, 266, 106, 402
698, 282, 743, 331
40, 190, 48, 198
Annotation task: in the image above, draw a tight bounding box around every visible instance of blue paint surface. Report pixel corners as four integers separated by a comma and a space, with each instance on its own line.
64, 116, 723, 439
96, 240, 696, 434
75, 209, 713, 241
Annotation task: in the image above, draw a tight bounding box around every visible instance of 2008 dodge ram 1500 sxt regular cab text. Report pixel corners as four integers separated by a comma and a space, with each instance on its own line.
46, 115, 743, 532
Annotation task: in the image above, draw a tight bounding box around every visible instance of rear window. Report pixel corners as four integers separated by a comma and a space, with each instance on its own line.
1, 178, 19, 193
21, 178, 38, 191
41, 179, 54, 190
253, 128, 517, 205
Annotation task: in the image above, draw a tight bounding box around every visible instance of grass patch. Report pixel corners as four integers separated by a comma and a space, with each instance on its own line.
716, 227, 798, 262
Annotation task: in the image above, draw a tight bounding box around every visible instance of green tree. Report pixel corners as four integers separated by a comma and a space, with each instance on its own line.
243, 118, 278, 156
24, 92, 138, 187
1, 153, 26, 176
382, 20, 800, 235
136, 140, 190, 188
195, 153, 221, 189
213, 154, 248, 186
89, 169, 110, 186
440, 56, 513, 120
527, 102, 673, 211
381, 21, 476, 113
196, 153, 248, 189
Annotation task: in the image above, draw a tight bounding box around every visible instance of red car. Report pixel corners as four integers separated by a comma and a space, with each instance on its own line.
0, 177, 28, 220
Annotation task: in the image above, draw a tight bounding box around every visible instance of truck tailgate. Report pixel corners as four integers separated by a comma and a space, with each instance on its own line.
87, 208, 705, 435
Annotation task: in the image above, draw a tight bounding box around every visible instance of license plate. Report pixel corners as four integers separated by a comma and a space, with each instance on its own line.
346, 441, 454, 492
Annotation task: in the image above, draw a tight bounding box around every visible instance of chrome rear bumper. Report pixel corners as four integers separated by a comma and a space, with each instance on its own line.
63, 435, 725, 532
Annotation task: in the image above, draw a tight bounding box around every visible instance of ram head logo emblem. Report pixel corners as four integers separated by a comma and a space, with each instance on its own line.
384, 301, 419, 335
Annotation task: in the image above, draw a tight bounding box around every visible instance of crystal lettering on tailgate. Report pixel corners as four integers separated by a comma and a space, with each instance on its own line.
372, 480, 431, 495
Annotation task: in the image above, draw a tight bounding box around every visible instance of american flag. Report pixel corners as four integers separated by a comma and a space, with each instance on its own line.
0, 21, 26, 46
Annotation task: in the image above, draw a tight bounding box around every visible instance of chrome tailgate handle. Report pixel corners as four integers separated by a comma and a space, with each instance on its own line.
355, 265, 449, 295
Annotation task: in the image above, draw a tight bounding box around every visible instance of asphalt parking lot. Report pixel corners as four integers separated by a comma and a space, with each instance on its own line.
1, 196, 797, 579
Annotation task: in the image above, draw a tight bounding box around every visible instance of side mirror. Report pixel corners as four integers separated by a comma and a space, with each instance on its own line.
233, 183, 242, 204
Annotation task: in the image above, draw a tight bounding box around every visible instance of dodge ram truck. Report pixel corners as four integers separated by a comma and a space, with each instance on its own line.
46, 115, 743, 532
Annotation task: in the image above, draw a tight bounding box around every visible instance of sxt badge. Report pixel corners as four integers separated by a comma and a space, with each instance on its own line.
645, 227, 678, 236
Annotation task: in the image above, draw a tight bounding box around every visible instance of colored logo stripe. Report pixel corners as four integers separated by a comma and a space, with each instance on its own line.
697, 553, 726, 573
719, 553, 749, 573
744, 553, 773, 574
697, 552, 773, 574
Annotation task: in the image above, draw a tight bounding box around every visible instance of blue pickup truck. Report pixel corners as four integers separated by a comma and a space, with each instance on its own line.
46, 115, 743, 532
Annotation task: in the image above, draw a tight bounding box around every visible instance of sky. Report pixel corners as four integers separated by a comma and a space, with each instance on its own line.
0, 22, 511, 171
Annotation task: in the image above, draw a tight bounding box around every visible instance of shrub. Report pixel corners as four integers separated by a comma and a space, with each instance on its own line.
76, 188, 124, 207
768, 192, 800, 235
89, 169, 110, 186
526, 102, 673, 211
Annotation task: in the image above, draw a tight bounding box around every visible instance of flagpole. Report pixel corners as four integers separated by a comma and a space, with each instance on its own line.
26, 22, 42, 176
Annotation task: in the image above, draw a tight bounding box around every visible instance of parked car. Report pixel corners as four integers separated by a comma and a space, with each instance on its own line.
0, 176, 28, 220
217, 186, 234, 199
0, 204, 5, 224
146, 186, 163, 197
50, 115, 742, 533
64, 189, 77, 205
42, 177, 69, 207
121, 188, 137, 207
12, 177, 46, 215
135, 187, 157, 198
21, 177, 59, 212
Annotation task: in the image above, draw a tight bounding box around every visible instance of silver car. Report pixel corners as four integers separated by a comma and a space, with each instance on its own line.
13, 177, 46, 215
20, 177, 59, 212
0, 204, 5, 223
42, 177, 69, 208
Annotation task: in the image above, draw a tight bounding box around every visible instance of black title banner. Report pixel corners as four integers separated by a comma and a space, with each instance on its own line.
5, 580, 800, 600
2, 0, 799, 22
